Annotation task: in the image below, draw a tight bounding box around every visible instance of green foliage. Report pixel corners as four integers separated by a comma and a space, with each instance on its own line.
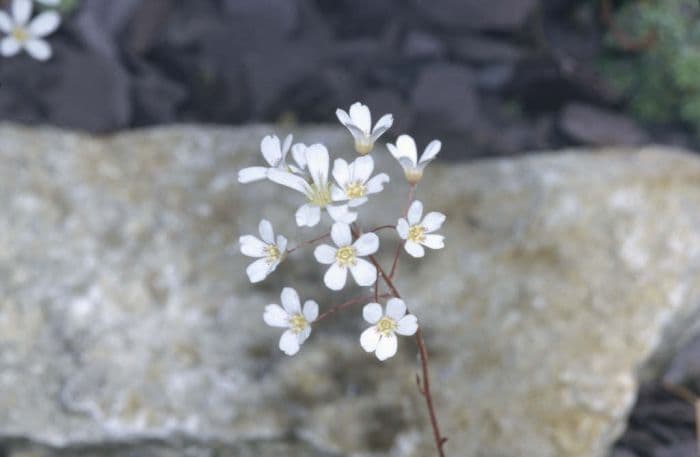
603, 0, 700, 131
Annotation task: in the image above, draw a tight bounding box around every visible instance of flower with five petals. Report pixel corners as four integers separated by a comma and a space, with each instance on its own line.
263, 287, 318, 356
360, 299, 418, 361
336, 102, 393, 155
396, 200, 445, 258
239, 219, 287, 283
314, 222, 378, 290
386, 134, 441, 184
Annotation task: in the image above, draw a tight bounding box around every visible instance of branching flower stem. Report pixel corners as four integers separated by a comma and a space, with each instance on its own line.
286, 232, 330, 254
352, 220, 447, 457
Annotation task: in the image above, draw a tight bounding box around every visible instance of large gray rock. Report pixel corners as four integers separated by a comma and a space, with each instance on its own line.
2, 124, 700, 457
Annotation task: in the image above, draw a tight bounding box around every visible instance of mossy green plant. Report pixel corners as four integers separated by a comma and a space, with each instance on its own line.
603, 0, 700, 131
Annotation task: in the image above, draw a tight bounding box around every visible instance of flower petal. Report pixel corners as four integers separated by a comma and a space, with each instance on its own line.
0, 37, 20, 56
324, 263, 348, 291
422, 234, 445, 250
349, 258, 377, 287
263, 304, 289, 327
238, 166, 268, 183
419, 139, 441, 164
297, 326, 311, 345
336, 108, 351, 126
353, 232, 379, 256
29, 11, 60, 37
331, 222, 352, 247
375, 334, 398, 361
296, 203, 321, 227
314, 244, 337, 265
13, 0, 32, 25
407, 200, 423, 225
348, 196, 368, 207
279, 329, 300, 355
386, 298, 407, 320
280, 287, 301, 314
362, 302, 383, 324
302, 300, 319, 322
404, 240, 425, 258
332, 158, 350, 187
349, 102, 371, 133
239, 235, 266, 257
305, 144, 330, 185
276, 235, 288, 252
360, 326, 381, 353
326, 204, 357, 224
24, 38, 51, 61
370, 113, 394, 141
291, 143, 307, 170
281, 134, 293, 156
396, 314, 418, 336
260, 135, 282, 167
351, 155, 374, 183
365, 173, 389, 194
0, 11, 12, 33
396, 218, 409, 239
331, 184, 346, 202
395, 134, 418, 165
246, 258, 271, 283
422, 212, 446, 232
268, 169, 308, 193
258, 219, 275, 244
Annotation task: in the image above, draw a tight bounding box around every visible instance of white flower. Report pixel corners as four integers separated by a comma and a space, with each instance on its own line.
239, 219, 287, 283
386, 134, 441, 184
360, 299, 418, 361
336, 102, 393, 155
331, 155, 389, 207
397, 200, 445, 258
314, 222, 378, 291
238, 134, 305, 183
268, 144, 357, 227
0, 0, 60, 61
263, 287, 318, 356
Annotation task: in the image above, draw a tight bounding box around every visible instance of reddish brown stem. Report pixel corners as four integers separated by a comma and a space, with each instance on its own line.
365, 250, 447, 456
316, 293, 392, 322
370, 224, 396, 233
287, 232, 330, 254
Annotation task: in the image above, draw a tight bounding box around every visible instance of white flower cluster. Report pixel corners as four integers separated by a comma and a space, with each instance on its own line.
0, 0, 61, 61
238, 102, 446, 361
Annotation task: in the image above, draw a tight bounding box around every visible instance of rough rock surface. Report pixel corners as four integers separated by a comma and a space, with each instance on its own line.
2, 124, 700, 457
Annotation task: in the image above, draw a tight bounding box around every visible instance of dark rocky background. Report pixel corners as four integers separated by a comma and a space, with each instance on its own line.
0, 0, 689, 159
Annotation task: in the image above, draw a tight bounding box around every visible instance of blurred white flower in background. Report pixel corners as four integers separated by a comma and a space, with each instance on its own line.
397, 200, 445, 258
331, 155, 389, 208
387, 134, 441, 184
239, 219, 287, 283
336, 102, 393, 155
360, 299, 418, 361
263, 287, 318, 356
0, 0, 60, 61
314, 222, 378, 290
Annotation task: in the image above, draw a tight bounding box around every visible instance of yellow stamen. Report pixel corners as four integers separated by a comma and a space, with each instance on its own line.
307, 182, 332, 207
345, 181, 366, 199
264, 244, 281, 264
408, 225, 425, 243
11, 27, 28, 43
288, 314, 307, 334
335, 246, 356, 267
376, 316, 397, 336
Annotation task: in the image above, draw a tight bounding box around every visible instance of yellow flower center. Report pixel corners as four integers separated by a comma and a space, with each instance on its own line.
345, 181, 366, 199
307, 182, 332, 207
11, 27, 28, 43
264, 244, 281, 264
335, 246, 357, 267
376, 316, 397, 336
408, 225, 425, 243
404, 167, 423, 184
288, 314, 308, 334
